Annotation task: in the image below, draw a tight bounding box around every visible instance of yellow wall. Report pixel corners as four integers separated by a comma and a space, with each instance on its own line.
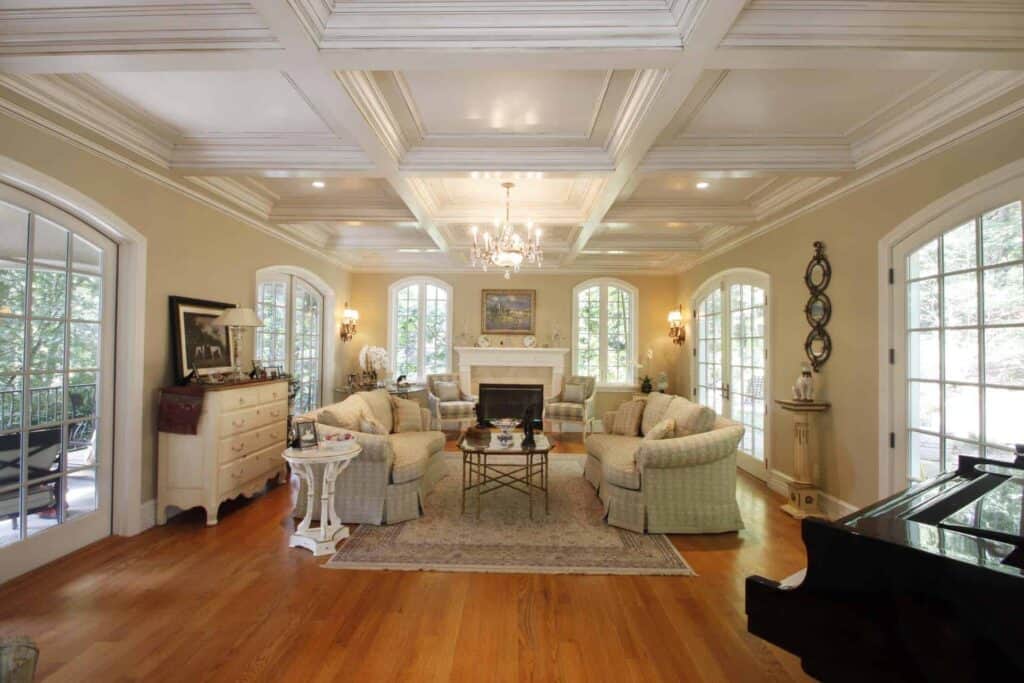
676, 115, 1024, 508
0, 106, 351, 504
347, 272, 683, 416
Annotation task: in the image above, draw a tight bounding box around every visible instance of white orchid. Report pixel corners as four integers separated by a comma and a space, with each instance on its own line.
358, 345, 389, 373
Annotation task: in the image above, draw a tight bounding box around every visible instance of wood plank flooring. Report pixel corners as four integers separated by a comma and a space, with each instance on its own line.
0, 439, 812, 682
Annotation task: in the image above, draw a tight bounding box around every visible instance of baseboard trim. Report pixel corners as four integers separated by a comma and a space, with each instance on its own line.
767, 469, 858, 520
138, 499, 156, 533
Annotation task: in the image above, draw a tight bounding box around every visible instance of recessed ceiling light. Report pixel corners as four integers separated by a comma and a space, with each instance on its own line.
312, 180, 325, 189
696, 181, 710, 190
607, 250, 627, 255
398, 248, 423, 253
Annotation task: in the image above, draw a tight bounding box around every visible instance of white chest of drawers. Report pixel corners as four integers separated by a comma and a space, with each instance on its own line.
157, 379, 289, 526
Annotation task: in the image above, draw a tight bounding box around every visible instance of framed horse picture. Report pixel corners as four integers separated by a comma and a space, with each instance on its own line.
169, 296, 236, 384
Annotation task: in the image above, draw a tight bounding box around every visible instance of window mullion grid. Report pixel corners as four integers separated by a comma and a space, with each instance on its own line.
721, 282, 730, 416
19, 215, 35, 540
975, 215, 987, 459
284, 276, 295, 376
936, 235, 947, 472
59, 227, 71, 523
418, 284, 427, 382
599, 286, 608, 384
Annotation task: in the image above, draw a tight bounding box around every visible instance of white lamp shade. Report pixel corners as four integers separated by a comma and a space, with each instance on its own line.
342, 307, 359, 322
211, 306, 264, 328
667, 310, 683, 324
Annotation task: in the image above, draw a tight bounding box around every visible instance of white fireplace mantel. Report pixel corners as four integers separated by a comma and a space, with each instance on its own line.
454, 347, 570, 396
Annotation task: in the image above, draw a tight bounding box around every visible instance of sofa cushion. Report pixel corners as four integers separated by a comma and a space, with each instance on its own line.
359, 389, 394, 434
389, 431, 446, 484
359, 416, 388, 435
664, 397, 716, 436
562, 382, 585, 403
641, 392, 674, 436
643, 418, 675, 441
586, 434, 645, 490
439, 400, 476, 419
546, 401, 584, 421
435, 381, 460, 401
316, 394, 369, 431
612, 399, 645, 436
391, 396, 423, 432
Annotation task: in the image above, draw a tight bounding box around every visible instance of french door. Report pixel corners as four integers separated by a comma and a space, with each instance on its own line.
695, 272, 769, 480
0, 185, 116, 583
892, 200, 1023, 486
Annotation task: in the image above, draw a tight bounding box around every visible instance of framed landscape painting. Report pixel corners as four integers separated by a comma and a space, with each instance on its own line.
169, 296, 236, 383
482, 289, 536, 335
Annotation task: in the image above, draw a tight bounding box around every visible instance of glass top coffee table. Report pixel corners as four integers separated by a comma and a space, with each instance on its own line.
457, 430, 553, 520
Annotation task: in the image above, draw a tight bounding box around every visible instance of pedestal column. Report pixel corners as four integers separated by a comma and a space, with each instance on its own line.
775, 399, 831, 519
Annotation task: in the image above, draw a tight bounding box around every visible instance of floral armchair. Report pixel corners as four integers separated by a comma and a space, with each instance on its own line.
426, 373, 477, 431
543, 375, 597, 438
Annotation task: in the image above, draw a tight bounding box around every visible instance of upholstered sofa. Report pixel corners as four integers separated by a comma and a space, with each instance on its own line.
296, 388, 445, 525
584, 392, 745, 534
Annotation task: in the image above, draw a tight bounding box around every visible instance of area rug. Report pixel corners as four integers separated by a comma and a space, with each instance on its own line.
325, 454, 693, 575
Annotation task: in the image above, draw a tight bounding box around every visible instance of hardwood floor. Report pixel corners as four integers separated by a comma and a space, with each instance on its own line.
0, 439, 812, 682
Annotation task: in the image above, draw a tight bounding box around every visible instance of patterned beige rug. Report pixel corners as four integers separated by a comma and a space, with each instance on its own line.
325, 454, 693, 575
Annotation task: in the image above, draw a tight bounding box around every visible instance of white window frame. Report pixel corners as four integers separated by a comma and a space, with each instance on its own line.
879, 160, 1024, 497
571, 278, 639, 388
253, 266, 335, 411
387, 276, 453, 382
691, 268, 771, 481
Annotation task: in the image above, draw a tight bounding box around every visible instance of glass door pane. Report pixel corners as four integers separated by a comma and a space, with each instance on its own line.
292, 279, 323, 414
696, 289, 723, 415
728, 283, 766, 461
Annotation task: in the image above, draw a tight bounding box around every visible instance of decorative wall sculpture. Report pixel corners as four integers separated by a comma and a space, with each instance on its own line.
803, 241, 832, 371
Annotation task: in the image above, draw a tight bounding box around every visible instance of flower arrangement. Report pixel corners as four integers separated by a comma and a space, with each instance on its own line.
358, 345, 388, 384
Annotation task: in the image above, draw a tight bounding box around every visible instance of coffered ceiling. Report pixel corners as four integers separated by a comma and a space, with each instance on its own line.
1, 1, 1023, 274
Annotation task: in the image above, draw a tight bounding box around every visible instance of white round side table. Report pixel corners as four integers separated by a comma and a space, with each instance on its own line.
281, 440, 362, 556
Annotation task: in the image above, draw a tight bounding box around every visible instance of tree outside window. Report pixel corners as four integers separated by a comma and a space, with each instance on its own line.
572, 279, 637, 385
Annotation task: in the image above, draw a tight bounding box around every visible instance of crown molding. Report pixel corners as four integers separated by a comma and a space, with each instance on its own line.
170, 133, 372, 172
750, 176, 839, 219
336, 70, 411, 162
851, 71, 1024, 166
606, 69, 671, 163
185, 176, 276, 218
722, 1, 1024, 49
0, 2, 278, 54
669, 0, 711, 42
605, 200, 756, 225
270, 202, 415, 223
640, 138, 854, 172
0, 74, 174, 167
399, 146, 615, 174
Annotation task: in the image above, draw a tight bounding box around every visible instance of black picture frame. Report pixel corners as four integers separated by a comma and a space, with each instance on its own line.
294, 419, 319, 450
169, 296, 237, 385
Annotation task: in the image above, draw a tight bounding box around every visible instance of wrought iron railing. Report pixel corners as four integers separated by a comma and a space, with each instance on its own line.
0, 385, 93, 431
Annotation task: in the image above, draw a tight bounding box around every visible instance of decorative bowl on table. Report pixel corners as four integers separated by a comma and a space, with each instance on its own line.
491, 418, 520, 445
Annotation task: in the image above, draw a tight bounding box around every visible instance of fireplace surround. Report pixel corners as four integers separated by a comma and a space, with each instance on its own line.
478, 383, 544, 424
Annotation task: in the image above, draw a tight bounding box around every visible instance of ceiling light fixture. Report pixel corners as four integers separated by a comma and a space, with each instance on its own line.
469, 182, 543, 280
312, 180, 325, 189
696, 181, 710, 190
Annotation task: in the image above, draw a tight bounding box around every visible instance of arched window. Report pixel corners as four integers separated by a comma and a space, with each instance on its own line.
692, 269, 770, 480
572, 278, 638, 385
388, 277, 452, 382
254, 268, 331, 415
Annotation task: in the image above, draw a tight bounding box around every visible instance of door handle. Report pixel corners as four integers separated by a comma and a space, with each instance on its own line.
721, 383, 731, 401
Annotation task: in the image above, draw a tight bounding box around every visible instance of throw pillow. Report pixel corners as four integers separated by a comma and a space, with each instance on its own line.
317, 395, 369, 431
359, 389, 394, 434
641, 392, 674, 436
643, 418, 675, 441
612, 399, 645, 436
563, 382, 585, 403
359, 416, 388, 435
665, 398, 716, 436
435, 381, 460, 402
391, 396, 423, 433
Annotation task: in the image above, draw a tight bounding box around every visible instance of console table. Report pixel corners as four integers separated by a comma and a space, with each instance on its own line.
775, 399, 831, 519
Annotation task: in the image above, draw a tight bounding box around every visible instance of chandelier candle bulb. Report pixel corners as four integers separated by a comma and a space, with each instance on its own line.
470, 182, 543, 279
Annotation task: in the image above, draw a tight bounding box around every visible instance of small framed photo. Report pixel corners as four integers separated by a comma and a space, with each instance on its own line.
294, 419, 319, 450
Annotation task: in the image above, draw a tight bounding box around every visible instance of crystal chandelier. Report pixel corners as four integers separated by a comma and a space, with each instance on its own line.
469, 182, 542, 279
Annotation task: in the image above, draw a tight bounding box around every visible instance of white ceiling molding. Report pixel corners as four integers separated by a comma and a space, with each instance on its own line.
0, 74, 174, 167
605, 69, 672, 163
335, 70, 411, 162
0, 1, 278, 55
605, 201, 756, 225
400, 147, 615, 174
640, 138, 855, 173
669, 0, 712, 42
749, 176, 839, 219
184, 176, 277, 218
170, 133, 372, 173
270, 203, 415, 223
722, 1, 1024, 50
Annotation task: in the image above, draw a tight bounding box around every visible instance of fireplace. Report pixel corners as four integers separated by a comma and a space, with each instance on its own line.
478, 383, 544, 425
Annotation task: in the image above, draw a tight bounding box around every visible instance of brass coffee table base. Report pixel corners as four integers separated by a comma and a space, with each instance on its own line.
458, 432, 553, 520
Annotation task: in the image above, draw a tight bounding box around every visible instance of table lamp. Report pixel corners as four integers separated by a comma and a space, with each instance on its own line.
211, 306, 264, 381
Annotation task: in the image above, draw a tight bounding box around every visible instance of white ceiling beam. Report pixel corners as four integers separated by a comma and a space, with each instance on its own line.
563, 0, 751, 264
400, 147, 614, 175
706, 47, 1024, 71
640, 139, 854, 173
245, 0, 449, 252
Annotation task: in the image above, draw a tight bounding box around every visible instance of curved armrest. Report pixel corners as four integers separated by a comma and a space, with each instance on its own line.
460, 392, 477, 403
313, 424, 395, 465
637, 426, 744, 469
602, 410, 618, 432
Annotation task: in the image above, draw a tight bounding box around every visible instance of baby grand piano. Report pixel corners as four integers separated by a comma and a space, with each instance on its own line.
746, 454, 1024, 681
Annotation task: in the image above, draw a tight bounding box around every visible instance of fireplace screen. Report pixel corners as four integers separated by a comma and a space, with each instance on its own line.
478, 384, 544, 424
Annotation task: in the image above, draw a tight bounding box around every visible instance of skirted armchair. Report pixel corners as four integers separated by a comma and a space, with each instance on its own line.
425, 373, 477, 431
543, 375, 597, 437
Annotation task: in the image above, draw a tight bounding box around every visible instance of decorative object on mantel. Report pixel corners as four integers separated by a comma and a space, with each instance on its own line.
775, 399, 831, 519
668, 305, 686, 344
523, 334, 536, 348
476, 334, 490, 348
339, 302, 359, 342
211, 306, 264, 381
481, 289, 536, 334
803, 241, 833, 371
792, 363, 815, 401
169, 296, 237, 385
468, 182, 543, 279
358, 345, 388, 386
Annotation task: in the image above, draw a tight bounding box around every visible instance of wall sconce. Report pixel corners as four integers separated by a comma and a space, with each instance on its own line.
340, 302, 359, 342
668, 305, 685, 345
